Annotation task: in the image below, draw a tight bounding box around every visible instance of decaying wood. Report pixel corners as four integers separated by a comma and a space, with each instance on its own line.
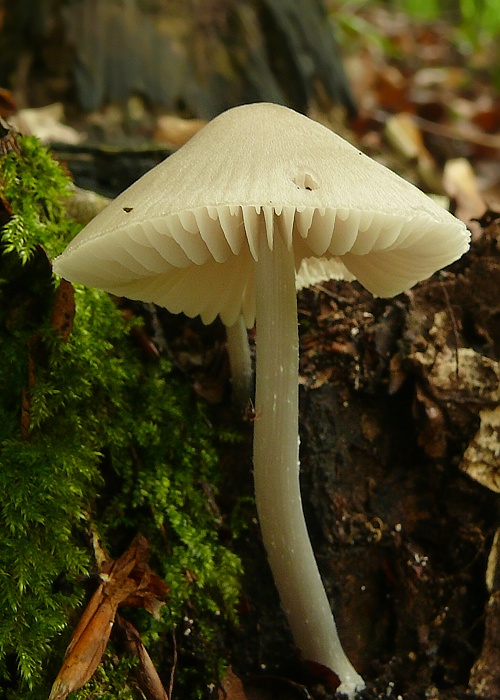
51, 279, 75, 342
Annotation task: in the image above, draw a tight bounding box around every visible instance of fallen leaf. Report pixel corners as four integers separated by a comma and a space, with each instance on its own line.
460, 406, 500, 493
0, 87, 16, 119
384, 113, 440, 191
51, 279, 75, 341
388, 352, 407, 395
116, 615, 169, 700
469, 589, 500, 698
303, 659, 341, 692
443, 158, 486, 233
384, 112, 421, 159
413, 383, 447, 459
155, 115, 207, 147
375, 65, 410, 112
413, 66, 467, 91
218, 667, 248, 700
0, 116, 21, 156
13, 103, 84, 145
486, 529, 500, 594
119, 307, 161, 360
49, 579, 117, 700
428, 348, 500, 405
49, 536, 169, 700
472, 105, 500, 134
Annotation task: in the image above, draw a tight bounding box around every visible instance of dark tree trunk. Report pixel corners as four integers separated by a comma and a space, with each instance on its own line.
0, 0, 356, 118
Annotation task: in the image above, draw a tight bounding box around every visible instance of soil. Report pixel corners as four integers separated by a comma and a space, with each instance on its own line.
138, 221, 500, 700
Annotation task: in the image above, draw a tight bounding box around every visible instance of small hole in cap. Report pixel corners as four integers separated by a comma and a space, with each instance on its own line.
292, 172, 320, 191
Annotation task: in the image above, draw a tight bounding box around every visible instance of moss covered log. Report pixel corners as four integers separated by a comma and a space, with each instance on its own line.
0, 136, 242, 699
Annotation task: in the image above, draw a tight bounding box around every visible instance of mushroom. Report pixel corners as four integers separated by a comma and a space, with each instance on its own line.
52, 103, 470, 697
225, 314, 253, 408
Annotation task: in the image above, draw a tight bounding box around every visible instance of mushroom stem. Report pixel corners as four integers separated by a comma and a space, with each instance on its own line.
253, 231, 365, 698
225, 316, 253, 409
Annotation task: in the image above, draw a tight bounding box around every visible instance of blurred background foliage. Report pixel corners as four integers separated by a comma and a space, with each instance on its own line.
0, 0, 497, 125
329, 0, 500, 53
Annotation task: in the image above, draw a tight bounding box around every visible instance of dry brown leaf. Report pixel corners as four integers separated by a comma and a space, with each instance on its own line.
460, 406, 500, 493
469, 590, 500, 698
0, 88, 16, 118
443, 158, 486, 234
388, 352, 407, 395
428, 347, 500, 405
155, 115, 207, 147
49, 578, 117, 700
13, 103, 84, 144
49, 536, 169, 700
116, 615, 169, 700
384, 112, 428, 158
51, 279, 75, 341
375, 65, 410, 111
413, 383, 447, 459
0, 116, 21, 155
413, 66, 467, 91
218, 668, 248, 700
384, 113, 440, 191
122, 307, 161, 360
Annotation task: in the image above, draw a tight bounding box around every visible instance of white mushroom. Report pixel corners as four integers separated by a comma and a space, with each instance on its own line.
225, 315, 253, 408
53, 103, 470, 697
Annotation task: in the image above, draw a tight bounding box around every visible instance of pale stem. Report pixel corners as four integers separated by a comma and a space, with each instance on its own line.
253, 231, 365, 698
226, 316, 253, 409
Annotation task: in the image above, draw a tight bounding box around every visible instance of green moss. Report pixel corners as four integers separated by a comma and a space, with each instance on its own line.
70, 654, 140, 700
0, 137, 243, 698
0, 136, 78, 263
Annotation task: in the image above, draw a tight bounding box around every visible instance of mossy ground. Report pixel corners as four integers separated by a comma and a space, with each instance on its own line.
0, 136, 244, 699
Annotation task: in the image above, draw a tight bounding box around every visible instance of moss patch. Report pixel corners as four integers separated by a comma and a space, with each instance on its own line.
0, 136, 242, 699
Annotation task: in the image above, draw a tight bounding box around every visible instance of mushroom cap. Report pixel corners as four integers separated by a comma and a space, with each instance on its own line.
53, 103, 470, 327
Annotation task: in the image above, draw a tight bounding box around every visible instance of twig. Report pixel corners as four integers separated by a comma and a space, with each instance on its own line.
169, 626, 178, 700
440, 278, 460, 380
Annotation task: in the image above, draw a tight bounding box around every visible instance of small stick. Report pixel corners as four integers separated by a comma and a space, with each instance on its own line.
440, 279, 460, 380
